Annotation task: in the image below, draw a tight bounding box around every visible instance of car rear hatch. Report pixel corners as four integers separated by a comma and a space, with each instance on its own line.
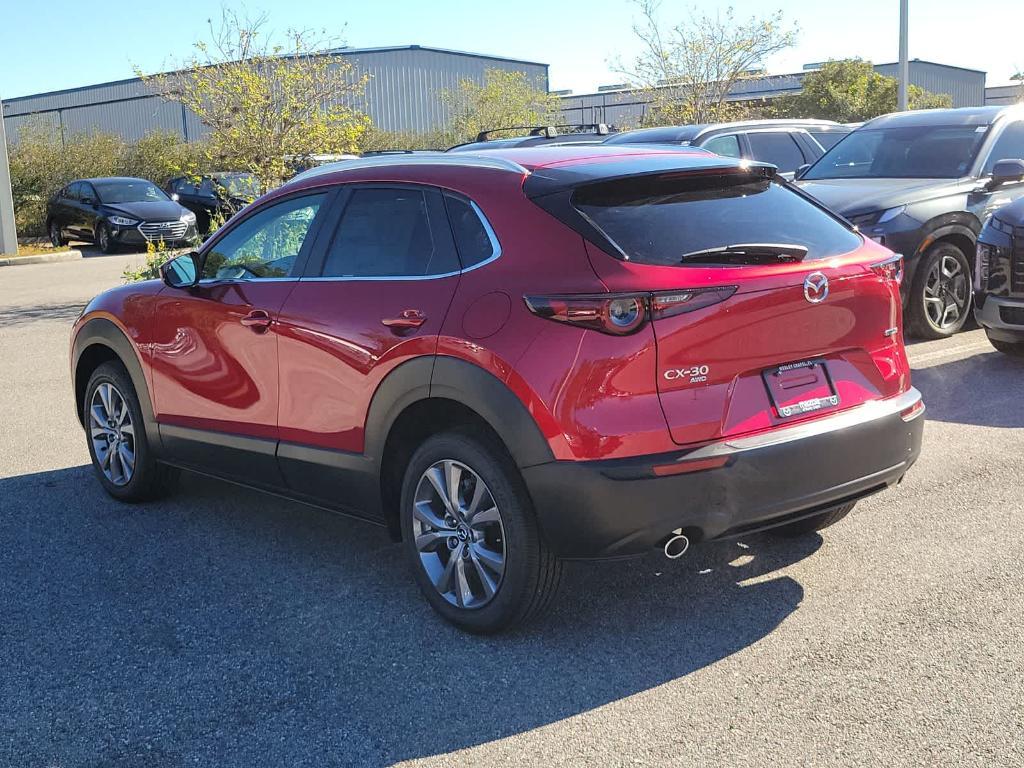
527, 155, 909, 446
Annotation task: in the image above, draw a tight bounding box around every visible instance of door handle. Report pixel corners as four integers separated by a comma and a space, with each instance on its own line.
382, 309, 427, 332
240, 309, 273, 331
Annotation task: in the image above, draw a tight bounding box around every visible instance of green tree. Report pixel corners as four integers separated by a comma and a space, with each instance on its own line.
773, 59, 952, 122
141, 9, 369, 187
442, 69, 562, 145
616, 0, 797, 126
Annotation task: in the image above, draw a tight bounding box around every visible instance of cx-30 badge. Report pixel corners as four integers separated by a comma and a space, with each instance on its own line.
804, 272, 829, 304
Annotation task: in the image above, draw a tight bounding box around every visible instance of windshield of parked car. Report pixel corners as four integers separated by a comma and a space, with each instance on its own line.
803, 125, 989, 179
574, 174, 862, 266
94, 180, 169, 204
214, 173, 260, 199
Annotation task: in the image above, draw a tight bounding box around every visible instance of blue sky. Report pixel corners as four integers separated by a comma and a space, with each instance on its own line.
0, 0, 1021, 99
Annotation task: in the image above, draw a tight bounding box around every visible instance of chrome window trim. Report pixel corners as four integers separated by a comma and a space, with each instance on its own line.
197, 277, 299, 285
302, 196, 503, 283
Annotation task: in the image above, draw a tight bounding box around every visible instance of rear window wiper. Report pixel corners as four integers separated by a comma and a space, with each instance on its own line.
681, 243, 809, 264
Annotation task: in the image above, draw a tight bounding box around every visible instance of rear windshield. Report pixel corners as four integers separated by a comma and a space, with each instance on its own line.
573, 174, 862, 266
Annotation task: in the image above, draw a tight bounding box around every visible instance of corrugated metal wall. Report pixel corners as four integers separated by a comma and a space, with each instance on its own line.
1, 47, 549, 142
874, 61, 984, 108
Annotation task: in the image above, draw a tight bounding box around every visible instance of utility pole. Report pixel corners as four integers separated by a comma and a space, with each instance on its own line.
0, 96, 18, 256
897, 0, 909, 111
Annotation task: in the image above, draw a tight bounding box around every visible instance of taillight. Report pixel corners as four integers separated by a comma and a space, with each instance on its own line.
524, 286, 735, 335
870, 254, 904, 285
523, 294, 647, 335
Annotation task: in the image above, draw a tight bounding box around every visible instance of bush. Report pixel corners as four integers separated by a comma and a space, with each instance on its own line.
8, 121, 209, 237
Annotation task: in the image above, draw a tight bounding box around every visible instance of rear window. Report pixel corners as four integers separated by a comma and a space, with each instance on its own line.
573, 174, 862, 266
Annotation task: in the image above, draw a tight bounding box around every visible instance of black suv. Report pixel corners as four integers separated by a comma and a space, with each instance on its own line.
797, 106, 1024, 338
166, 172, 260, 236
976, 195, 1024, 355
447, 123, 617, 152
48, 177, 198, 253
603, 119, 853, 178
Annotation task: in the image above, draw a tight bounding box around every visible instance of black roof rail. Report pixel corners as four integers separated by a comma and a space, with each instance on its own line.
475, 123, 612, 142
361, 149, 436, 156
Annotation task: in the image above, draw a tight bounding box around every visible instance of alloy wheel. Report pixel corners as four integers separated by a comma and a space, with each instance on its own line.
98, 226, 110, 252
49, 222, 61, 247
923, 253, 969, 331
412, 459, 506, 609
89, 382, 136, 486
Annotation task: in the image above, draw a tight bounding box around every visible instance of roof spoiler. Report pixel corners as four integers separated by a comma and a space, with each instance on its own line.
475, 123, 611, 142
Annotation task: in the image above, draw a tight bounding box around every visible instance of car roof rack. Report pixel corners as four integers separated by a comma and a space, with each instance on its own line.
475, 123, 611, 142
361, 149, 435, 156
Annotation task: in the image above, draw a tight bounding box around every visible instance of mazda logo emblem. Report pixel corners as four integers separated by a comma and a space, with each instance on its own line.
804, 272, 829, 304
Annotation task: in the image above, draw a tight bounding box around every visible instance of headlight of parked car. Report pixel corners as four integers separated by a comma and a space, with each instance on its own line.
876, 205, 906, 224
108, 215, 140, 227
180, 211, 197, 223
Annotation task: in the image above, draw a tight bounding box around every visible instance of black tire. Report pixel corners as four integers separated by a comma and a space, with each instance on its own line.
83, 361, 178, 502
769, 502, 855, 538
96, 222, 116, 254
908, 242, 973, 339
48, 219, 65, 247
399, 430, 562, 634
988, 334, 1024, 357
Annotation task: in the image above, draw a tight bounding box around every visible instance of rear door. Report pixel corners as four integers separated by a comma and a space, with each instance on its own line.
275, 184, 462, 506
572, 171, 907, 446
744, 131, 814, 178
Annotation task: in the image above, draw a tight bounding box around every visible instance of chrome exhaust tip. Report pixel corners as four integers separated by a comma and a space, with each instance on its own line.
663, 533, 690, 559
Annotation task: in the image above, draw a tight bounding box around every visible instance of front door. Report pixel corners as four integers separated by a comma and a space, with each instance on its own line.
148, 190, 332, 485
275, 184, 463, 510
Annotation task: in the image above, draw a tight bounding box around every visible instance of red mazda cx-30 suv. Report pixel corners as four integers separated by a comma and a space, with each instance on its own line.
71, 146, 924, 632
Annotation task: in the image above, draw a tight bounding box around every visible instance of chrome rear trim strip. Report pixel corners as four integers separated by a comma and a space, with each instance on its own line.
685, 388, 923, 461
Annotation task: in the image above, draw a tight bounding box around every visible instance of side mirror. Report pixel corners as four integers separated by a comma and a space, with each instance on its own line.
987, 158, 1024, 189
81, 197, 95, 206
160, 252, 200, 289
795, 163, 811, 180
170, 192, 181, 202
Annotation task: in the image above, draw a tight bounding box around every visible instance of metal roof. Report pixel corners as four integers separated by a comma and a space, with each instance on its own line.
863, 105, 1024, 129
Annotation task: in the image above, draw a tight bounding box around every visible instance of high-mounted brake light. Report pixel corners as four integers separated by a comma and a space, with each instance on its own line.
870, 254, 904, 285
524, 286, 736, 335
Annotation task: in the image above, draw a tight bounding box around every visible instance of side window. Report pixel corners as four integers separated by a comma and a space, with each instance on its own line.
80, 183, 97, 203
444, 194, 498, 268
701, 134, 742, 159
173, 178, 196, 195
321, 187, 459, 277
983, 121, 1024, 175
809, 130, 847, 151
202, 193, 326, 280
746, 132, 806, 173
66, 182, 82, 201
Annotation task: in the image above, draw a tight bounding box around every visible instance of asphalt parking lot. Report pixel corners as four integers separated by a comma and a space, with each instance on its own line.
1, 253, 1022, 767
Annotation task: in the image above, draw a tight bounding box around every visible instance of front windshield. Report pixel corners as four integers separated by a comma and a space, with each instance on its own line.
803, 124, 989, 180
215, 173, 260, 199
94, 180, 169, 204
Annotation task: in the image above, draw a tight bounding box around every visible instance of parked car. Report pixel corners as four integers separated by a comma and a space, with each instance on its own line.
797, 106, 1024, 338
70, 147, 923, 633
447, 123, 616, 152
603, 119, 853, 178
48, 177, 198, 253
165, 172, 260, 236
975, 195, 1024, 355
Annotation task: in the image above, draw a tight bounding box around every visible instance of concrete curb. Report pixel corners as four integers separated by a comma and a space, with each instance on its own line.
0, 249, 83, 267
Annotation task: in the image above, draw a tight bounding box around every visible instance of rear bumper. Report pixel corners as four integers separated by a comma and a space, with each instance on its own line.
523, 389, 925, 559
974, 294, 1024, 342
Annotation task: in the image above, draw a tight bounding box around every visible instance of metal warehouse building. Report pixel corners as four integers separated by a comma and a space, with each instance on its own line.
560, 60, 987, 128
1, 45, 549, 143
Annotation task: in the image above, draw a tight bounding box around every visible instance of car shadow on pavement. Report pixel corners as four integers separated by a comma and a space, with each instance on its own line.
0, 300, 87, 327
912, 348, 1024, 428
0, 465, 819, 767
